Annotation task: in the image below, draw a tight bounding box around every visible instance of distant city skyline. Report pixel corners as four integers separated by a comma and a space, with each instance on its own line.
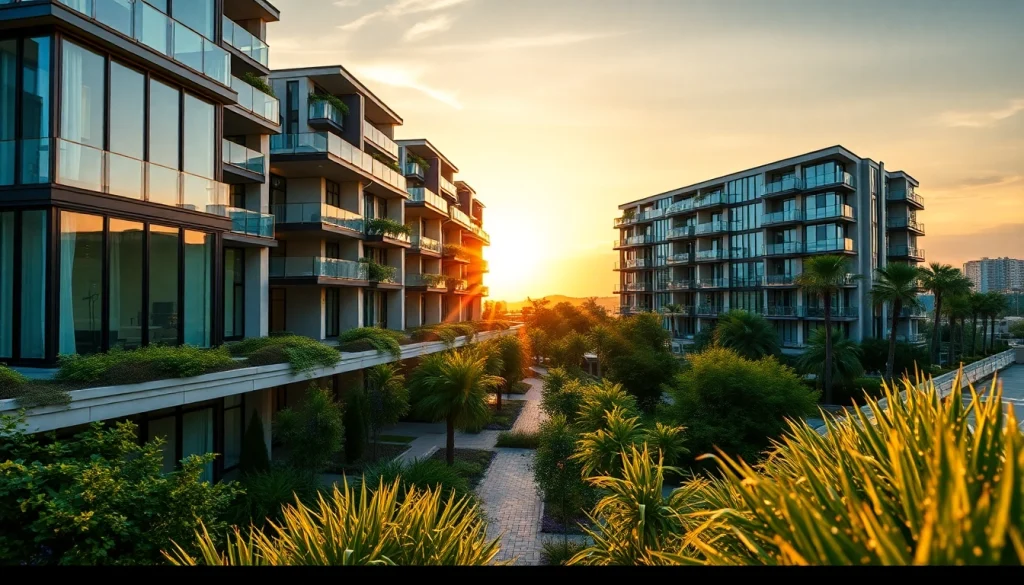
267, 0, 1024, 300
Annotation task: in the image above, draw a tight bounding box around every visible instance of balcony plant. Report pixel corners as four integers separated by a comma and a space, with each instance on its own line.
421, 273, 448, 288
241, 71, 275, 97
407, 153, 431, 171
359, 257, 398, 283
443, 243, 469, 259
365, 217, 412, 238
371, 152, 402, 173
308, 92, 350, 115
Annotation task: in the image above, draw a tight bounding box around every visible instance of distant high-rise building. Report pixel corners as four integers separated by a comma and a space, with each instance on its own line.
964, 258, 1024, 293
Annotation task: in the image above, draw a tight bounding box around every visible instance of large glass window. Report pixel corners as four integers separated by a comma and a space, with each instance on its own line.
59, 212, 104, 356
182, 407, 214, 482
109, 63, 145, 158
149, 79, 180, 169
184, 230, 213, 347
22, 37, 51, 184
223, 395, 243, 471
60, 41, 105, 148
325, 288, 340, 338
0, 40, 14, 186
183, 94, 214, 179
224, 248, 244, 340
149, 225, 180, 346
21, 210, 48, 358
0, 212, 12, 357
109, 219, 144, 350
173, 0, 215, 40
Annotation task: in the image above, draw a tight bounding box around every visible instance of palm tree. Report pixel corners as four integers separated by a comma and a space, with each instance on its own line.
478, 340, 505, 411
410, 348, 502, 465
366, 363, 409, 460
713, 310, 780, 360
798, 327, 864, 391
982, 292, 1008, 354
869, 263, 923, 382
968, 292, 985, 355
918, 263, 972, 364
944, 294, 972, 365
586, 323, 620, 379
796, 255, 854, 403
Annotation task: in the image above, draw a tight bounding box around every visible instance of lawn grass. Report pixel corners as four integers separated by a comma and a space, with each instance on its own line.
505, 381, 532, 395
481, 399, 527, 431
377, 434, 416, 444
495, 430, 540, 449
429, 448, 496, 489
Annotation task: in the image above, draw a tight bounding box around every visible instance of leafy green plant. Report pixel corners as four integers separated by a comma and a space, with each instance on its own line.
168, 480, 501, 566
307, 92, 349, 115
56, 345, 239, 385
238, 410, 271, 476
241, 71, 275, 97
644, 422, 688, 467
337, 327, 404, 358
495, 430, 541, 448
359, 458, 471, 504
359, 257, 398, 283
230, 335, 341, 374
365, 217, 412, 238
371, 152, 401, 173
0, 416, 239, 565
365, 364, 410, 459
870, 262, 925, 381
542, 539, 587, 566
0, 365, 72, 407
534, 414, 595, 532
443, 243, 469, 259
229, 467, 320, 529
798, 327, 864, 392
576, 381, 640, 433
406, 152, 431, 170
572, 406, 645, 477
274, 385, 345, 473
713, 310, 780, 360
797, 255, 857, 402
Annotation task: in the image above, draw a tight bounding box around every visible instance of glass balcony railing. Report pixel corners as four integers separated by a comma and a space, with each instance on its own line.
695, 249, 730, 262
804, 171, 855, 190
697, 278, 729, 289
804, 204, 855, 221
666, 200, 694, 215
270, 133, 407, 192
765, 274, 796, 286
765, 306, 800, 318
450, 205, 473, 228
806, 307, 859, 319
363, 123, 399, 159
888, 245, 925, 260
806, 238, 855, 254
766, 242, 804, 256
222, 15, 269, 67
270, 257, 368, 281
668, 226, 694, 239
406, 273, 447, 288
270, 202, 365, 232
231, 76, 279, 123
618, 258, 648, 269
447, 277, 469, 292
439, 175, 458, 196
763, 209, 803, 225
407, 186, 448, 212
667, 253, 691, 265
411, 235, 442, 254
615, 282, 651, 293
222, 139, 265, 175
619, 306, 652, 315
763, 177, 803, 196
695, 305, 723, 317
308, 100, 344, 127
665, 280, 693, 291
886, 217, 925, 232
57, 0, 230, 87
887, 189, 925, 206
224, 207, 275, 238
694, 193, 723, 208
695, 221, 727, 235
55, 138, 227, 214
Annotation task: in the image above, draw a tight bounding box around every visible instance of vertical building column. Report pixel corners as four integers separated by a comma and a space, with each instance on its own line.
244, 247, 269, 337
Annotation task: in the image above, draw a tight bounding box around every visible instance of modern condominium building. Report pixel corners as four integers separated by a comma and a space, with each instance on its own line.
614, 145, 925, 350
964, 257, 1024, 294
0, 0, 492, 482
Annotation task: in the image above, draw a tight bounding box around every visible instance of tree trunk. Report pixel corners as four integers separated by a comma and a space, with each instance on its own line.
970, 314, 979, 355
948, 315, 956, 367
824, 294, 834, 405
981, 315, 989, 355
886, 300, 901, 383
930, 295, 943, 365
446, 416, 455, 466
496, 384, 503, 412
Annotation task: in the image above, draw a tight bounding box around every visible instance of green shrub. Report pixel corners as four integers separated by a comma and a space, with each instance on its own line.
238, 410, 271, 477
166, 480, 500, 566
343, 386, 368, 464
665, 347, 819, 465
542, 379, 587, 422
0, 366, 72, 407
542, 539, 587, 566
56, 345, 238, 385
365, 364, 410, 459
833, 376, 885, 406
0, 364, 28, 392
241, 71, 275, 97
0, 416, 239, 565
359, 458, 472, 504
229, 335, 340, 374
275, 385, 345, 473
576, 381, 640, 433
534, 414, 595, 526
364, 217, 412, 238
496, 430, 541, 449
337, 328, 404, 358
858, 338, 930, 376
230, 467, 320, 528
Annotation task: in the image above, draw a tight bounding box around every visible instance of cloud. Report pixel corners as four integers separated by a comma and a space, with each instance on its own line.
422, 31, 626, 52
354, 65, 463, 109
338, 12, 380, 32
333, 0, 361, 6
938, 98, 1024, 128
337, 0, 472, 32
404, 15, 454, 42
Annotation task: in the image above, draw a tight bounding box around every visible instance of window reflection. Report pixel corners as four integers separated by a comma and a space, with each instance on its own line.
110, 219, 144, 350
149, 79, 180, 169
184, 230, 213, 347
150, 225, 180, 346
59, 212, 104, 356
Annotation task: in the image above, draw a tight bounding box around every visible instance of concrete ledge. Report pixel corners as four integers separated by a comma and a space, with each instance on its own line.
1, 327, 520, 434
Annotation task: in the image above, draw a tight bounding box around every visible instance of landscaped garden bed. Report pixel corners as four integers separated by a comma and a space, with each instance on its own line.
429, 448, 496, 489
482, 399, 526, 431
328, 442, 411, 475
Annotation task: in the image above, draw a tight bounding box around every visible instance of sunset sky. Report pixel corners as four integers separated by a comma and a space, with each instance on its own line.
268, 0, 1024, 302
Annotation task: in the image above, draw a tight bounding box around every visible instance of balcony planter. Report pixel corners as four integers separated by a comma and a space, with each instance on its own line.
308, 93, 350, 115
241, 71, 275, 97
365, 217, 412, 239
407, 153, 431, 171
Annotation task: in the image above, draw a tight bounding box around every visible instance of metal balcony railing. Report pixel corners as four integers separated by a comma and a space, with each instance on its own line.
271, 203, 364, 232
411, 235, 442, 254
232, 76, 279, 123
270, 257, 368, 281
222, 15, 269, 67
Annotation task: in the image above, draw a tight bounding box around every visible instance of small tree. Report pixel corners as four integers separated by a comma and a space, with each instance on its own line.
534, 414, 595, 541
366, 364, 410, 460
713, 310, 780, 360
275, 385, 346, 473
238, 410, 271, 476
799, 328, 864, 393
497, 333, 528, 397
869, 262, 924, 381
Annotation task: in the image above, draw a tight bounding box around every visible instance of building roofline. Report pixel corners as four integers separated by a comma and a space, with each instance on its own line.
397, 138, 460, 173
619, 144, 866, 209
269, 65, 403, 125
455, 179, 476, 195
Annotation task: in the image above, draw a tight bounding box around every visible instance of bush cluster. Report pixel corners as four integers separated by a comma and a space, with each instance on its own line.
229, 335, 341, 373
337, 327, 405, 357
56, 345, 238, 385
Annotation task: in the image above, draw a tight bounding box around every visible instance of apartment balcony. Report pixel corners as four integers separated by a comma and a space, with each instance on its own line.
766, 242, 804, 256
732, 277, 763, 288
666, 253, 692, 265
665, 280, 693, 291
695, 221, 727, 236
271, 203, 364, 236
662, 305, 694, 316
764, 274, 796, 287
222, 207, 275, 240
886, 189, 925, 209
806, 307, 860, 320
465, 223, 491, 245
886, 216, 926, 235
887, 245, 925, 261
443, 244, 472, 264
806, 238, 855, 254
614, 235, 650, 249
54, 138, 228, 215
668, 226, 695, 240
307, 100, 346, 135
270, 132, 407, 196
447, 277, 469, 295
363, 123, 399, 159
222, 15, 269, 73
694, 305, 723, 317
614, 282, 652, 293
762, 209, 803, 226
474, 285, 491, 298
406, 186, 449, 217
405, 273, 447, 292
439, 175, 458, 197
269, 257, 368, 285
897, 334, 926, 344
227, 76, 280, 134
615, 258, 649, 271
804, 204, 856, 223
763, 177, 803, 198
410, 235, 442, 256
614, 214, 638, 228
765, 306, 800, 318
365, 221, 411, 248
695, 249, 730, 262
804, 171, 856, 192
55, 0, 231, 88
697, 278, 729, 289
450, 205, 474, 229
694, 193, 724, 209
404, 161, 427, 181
619, 305, 652, 316
365, 263, 401, 289
665, 200, 694, 216
222, 139, 265, 182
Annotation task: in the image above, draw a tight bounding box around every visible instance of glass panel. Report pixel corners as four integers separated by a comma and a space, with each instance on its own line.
183, 94, 214, 179
21, 37, 51, 184
183, 230, 213, 347
202, 39, 229, 86
223, 406, 241, 469
137, 2, 171, 56
21, 210, 47, 359
107, 152, 143, 199
57, 139, 103, 191
172, 21, 203, 73
109, 62, 144, 157
182, 173, 214, 213
0, 40, 14, 186
182, 408, 214, 483
224, 248, 243, 339
109, 219, 143, 350
149, 224, 179, 346
0, 212, 12, 357
147, 163, 180, 206
147, 415, 177, 474
173, 0, 214, 40
95, 0, 134, 36
59, 212, 104, 356
148, 79, 179, 168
